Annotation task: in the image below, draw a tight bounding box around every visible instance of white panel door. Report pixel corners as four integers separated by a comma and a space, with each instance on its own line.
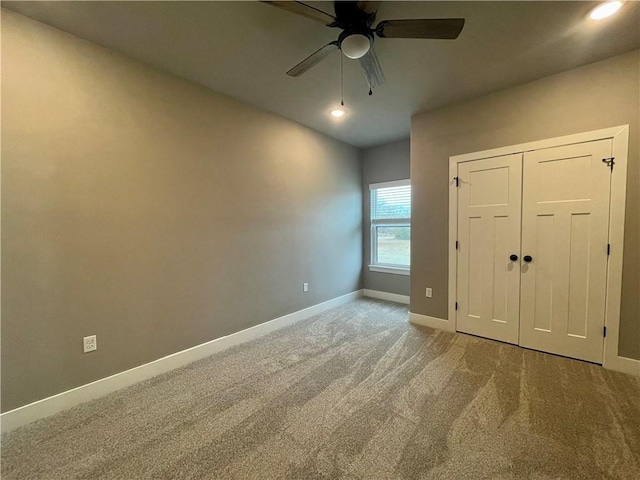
519, 140, 612, 363
457, 154, 522, 344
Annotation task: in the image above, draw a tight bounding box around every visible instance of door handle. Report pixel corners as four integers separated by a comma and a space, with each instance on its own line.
509, 254, 518, 261
523, 255, 533, 263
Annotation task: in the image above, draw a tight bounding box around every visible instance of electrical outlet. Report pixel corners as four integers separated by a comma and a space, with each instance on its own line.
83, 335, 97, 353
303, 282, 309, 292
426, 287, 433, 298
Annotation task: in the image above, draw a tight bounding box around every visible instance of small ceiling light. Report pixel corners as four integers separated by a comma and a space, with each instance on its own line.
590, 1, 622, 20
330, 108, 345, 118
340, 34, 371, 59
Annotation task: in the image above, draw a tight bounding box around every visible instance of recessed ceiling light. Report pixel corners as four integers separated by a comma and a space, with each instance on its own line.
330, 108, 345, 118
590, 1, 622, 20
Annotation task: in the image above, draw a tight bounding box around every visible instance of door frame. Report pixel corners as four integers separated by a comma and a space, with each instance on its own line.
447, 125, 635, 374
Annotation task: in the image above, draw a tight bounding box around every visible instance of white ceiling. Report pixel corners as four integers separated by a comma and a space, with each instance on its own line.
4, 1, 639, 148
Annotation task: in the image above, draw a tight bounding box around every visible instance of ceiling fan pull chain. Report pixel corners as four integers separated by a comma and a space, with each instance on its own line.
340, 53, 345, 106
369, 87, 372, 96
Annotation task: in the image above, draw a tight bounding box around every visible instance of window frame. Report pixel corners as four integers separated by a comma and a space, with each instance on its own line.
369, 179, 411, 275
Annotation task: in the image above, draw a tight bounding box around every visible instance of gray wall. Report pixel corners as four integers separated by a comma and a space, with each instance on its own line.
411, 50, 640, 360
361, 139, 411, 296
1, 10, 362, 412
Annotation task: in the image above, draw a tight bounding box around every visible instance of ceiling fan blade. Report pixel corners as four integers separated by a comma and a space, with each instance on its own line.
376, 18, 465, 39
287, 41, 339, 77
261, 1, 336, 25
358, 46, 386, 88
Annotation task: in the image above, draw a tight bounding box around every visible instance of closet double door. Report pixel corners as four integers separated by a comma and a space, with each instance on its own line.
456, 139, 612, 363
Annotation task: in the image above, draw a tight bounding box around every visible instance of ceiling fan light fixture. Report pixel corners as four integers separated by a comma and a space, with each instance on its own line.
340, 34, 371, 59
330, 108, 345, 118
589, 1, 622, 20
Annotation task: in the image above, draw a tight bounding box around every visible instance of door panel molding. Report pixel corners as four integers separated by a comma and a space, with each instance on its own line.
448, 125, 634, 374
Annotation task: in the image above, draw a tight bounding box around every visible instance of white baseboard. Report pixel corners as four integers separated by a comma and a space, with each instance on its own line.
0, 290, 363, 434
363, 289, 410, 305
604, 354, 640, 376
408, 312, 454, 332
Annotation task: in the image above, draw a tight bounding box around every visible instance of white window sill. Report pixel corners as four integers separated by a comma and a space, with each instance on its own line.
368, 265, 410, 276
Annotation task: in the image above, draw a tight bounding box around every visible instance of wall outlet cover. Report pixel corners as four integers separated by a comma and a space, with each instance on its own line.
83, 335, 97, 353
426, 287, 433, 298
303, 283, 309, 293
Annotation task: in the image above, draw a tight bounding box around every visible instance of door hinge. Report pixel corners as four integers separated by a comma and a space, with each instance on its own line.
602, 157, 615, 171
607, 243, 611, 256
455, 302, 458, 310
454, 176, 460, 187
603, 326, 607, 338
455, 240, 459, 250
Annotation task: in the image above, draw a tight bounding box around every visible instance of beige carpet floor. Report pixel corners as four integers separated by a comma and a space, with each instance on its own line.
2, 298, 640, 479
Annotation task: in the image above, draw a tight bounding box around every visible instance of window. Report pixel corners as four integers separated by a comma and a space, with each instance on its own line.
369, 179, 411, 275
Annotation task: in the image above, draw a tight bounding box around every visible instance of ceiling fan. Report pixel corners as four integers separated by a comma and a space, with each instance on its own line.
262, 1, 465, 90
